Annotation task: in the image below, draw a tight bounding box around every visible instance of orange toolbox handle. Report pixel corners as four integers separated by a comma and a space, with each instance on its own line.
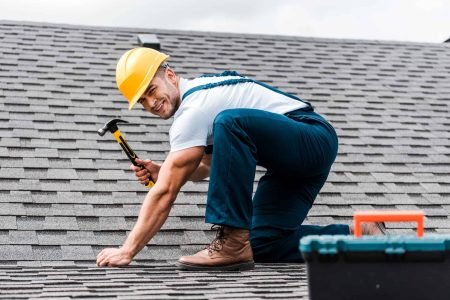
353, 210, 424, 238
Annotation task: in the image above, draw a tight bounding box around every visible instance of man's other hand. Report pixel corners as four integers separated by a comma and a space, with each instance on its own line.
96, 248, 132, 267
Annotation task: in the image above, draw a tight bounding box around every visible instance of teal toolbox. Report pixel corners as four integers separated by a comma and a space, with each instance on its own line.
300, 235, 450, 300
300, 211, 450, 300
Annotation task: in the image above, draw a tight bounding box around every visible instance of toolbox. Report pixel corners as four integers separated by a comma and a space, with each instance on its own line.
299, 211, 450, 300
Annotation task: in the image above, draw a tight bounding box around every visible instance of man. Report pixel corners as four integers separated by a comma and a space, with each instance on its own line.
96, 48, 385, 270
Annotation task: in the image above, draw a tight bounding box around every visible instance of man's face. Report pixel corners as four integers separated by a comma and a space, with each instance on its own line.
138, 68, 180, 119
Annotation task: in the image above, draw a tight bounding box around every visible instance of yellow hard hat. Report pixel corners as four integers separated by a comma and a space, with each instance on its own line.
116, 47, 169, 110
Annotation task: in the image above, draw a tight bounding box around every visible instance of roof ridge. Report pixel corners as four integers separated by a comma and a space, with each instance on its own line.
0, 19, 447, 46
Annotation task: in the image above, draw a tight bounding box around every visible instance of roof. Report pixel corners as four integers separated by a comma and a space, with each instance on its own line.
0, 20, 449, 298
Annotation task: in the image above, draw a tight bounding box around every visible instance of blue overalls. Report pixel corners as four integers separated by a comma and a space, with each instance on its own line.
182, 72, 350, 262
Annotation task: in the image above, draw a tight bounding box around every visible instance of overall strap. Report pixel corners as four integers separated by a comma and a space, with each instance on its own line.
199, 71, 244, 78
181, 71, 313, 109
182, 78, 253, 101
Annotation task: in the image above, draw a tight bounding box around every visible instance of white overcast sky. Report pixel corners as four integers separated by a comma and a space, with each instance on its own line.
0, 0, 449, 43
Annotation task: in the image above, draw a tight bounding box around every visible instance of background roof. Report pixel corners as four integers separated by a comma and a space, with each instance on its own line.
0, 20, 449, 298
1, 0, 450, 43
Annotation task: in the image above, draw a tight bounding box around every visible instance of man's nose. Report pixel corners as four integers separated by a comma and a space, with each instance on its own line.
143, 95, 156, 107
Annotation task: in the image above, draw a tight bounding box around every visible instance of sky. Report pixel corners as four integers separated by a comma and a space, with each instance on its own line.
0, 0, 449, 43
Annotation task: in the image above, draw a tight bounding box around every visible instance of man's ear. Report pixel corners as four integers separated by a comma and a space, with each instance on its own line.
166, 68, 177, 84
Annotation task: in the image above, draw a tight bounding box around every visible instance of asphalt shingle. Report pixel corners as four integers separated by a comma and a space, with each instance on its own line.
0, 20, 449, 299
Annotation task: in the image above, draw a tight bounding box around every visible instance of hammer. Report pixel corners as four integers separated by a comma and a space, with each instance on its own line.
97, 118, 154, 188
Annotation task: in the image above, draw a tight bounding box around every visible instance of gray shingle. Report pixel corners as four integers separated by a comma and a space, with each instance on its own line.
0, 216, 17, 229
61, 245, 94, 260
37, 230, 68, 245
9, 230, 39, 244
46, 169, 78, 180
0, 245, 33, 260
32, 245, 63, 260
44, 217, 78, 230
16, 216, 46, 230
0, 203, 26, 215
0, 20, 449, 298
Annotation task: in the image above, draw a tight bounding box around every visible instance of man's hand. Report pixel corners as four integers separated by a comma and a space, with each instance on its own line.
96, 248, 132, 267
131, 158, 161, 185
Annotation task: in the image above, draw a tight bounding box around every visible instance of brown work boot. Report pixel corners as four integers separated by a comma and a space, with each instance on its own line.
349, 222, 387, 235
177, 225, 254, 271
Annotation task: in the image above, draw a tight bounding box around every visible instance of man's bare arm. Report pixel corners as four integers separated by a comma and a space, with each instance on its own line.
189, 153, 211, 182
132, 153, 210, 184
96, 146, 204, 266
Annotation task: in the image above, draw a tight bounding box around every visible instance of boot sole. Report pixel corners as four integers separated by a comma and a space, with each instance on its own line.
176, 260, 255, 271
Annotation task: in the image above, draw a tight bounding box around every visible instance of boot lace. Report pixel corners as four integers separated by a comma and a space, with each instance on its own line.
206, 225, 226, 256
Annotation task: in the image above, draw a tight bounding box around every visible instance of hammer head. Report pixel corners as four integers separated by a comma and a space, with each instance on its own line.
97, 118, 129, 136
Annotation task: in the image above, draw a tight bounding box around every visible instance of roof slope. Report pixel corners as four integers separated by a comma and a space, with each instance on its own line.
0, 20, 449, 298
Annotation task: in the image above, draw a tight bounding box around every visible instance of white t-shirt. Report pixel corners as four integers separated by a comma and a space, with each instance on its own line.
169, 74, 309, 153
